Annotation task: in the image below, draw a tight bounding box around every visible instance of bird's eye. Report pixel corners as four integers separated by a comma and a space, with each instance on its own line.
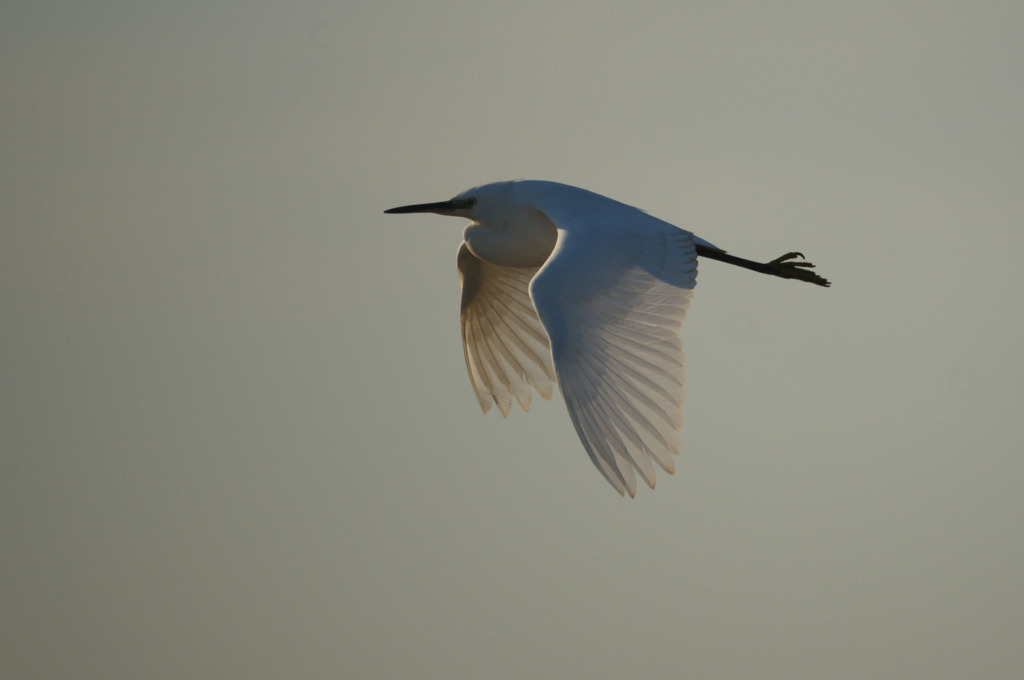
462, 198, 478, 208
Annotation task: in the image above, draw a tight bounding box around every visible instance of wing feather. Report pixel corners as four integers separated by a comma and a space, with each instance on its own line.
458, 243, 556, 416
530, 220, 697, 496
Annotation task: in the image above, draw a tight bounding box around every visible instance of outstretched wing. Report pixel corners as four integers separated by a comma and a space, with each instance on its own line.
529, 220, 697, 496
457, 243, 556, 416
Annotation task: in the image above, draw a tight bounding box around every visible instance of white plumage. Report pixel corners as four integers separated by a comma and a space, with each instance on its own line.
386, 180, 828, 496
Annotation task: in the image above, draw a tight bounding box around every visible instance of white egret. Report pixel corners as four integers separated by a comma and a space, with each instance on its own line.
385, 180, 828, 496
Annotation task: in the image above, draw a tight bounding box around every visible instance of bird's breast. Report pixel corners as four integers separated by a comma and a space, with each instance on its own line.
463, 210, 557, 268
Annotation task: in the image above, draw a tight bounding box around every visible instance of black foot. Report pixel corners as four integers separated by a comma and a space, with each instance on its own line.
767, 252, 831, 287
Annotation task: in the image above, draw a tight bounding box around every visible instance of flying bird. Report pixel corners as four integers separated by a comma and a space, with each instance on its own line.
385, 180, 828, 496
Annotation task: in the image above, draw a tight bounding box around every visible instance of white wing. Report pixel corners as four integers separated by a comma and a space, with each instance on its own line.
529, 216, 697, 496
458, 243, 556, 416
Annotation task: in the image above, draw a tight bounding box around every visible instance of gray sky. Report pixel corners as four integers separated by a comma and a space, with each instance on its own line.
3, 1, 1023, 678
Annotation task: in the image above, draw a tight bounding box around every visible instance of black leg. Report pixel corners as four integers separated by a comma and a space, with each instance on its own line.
696, 245, 831, 287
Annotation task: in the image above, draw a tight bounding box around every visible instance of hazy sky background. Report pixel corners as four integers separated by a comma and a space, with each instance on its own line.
3, 1, 1022, 678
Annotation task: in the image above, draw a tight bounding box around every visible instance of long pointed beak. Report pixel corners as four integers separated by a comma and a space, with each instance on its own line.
384, 199, 459, 215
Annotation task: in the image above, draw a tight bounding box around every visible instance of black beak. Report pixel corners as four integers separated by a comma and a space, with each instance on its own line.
384, 200, 460, 215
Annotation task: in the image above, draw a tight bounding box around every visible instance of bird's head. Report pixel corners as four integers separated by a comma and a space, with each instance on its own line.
384, 181, 524, 226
